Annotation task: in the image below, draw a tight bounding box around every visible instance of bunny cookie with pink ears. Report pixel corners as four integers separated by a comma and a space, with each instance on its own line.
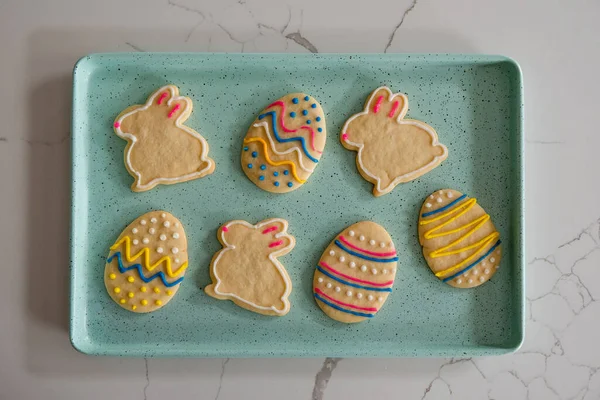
113, 85, 215, 192
341, 87, 448, 197
205, 218, 295, 316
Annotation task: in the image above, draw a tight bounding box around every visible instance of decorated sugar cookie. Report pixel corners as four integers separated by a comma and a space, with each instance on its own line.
313, 221, 398, 323
204, 218, 295, 316
341, 86, 448, 196
241, 93, 326, 193
113, 85, 215, 192
418, 189, 502, 288
104, 211, 188, 313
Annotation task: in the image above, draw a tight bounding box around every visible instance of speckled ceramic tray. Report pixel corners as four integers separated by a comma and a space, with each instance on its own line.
70, 53, 524, 357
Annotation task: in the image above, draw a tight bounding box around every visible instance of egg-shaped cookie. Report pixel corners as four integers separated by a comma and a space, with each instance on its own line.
418, 189, 502, 288
104, 211, 188, 313
313, 221, 398, 323
241, 93, 326, 193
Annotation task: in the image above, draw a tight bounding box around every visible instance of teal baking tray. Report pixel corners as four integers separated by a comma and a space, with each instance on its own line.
70, 53, 524, 357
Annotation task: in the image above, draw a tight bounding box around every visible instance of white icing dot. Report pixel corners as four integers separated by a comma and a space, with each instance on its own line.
495, 264, 500, 269
479, 276, 485, 283
318, 277, 323, 283
490, 257, 496, 263
172, 247, 179, 254
371, 268, 378, 275
436, 197, 443, 203
346, 290, 353, 297
173, 232, 180, 239
335, 286, 341, 292
369, 239, 376, 246
425, 203, 432, 208
429, 195, 434, 199
378, 297, 384, 302
361, 265, 367, 272
349, 261, 356, 268
368, 295, 374, 301
150, 217, 157, 223
456, 278, 463, 284
484, 269, 490, 274
140, 220, 147, 225
380, 242, 386, 248
482, 260, 487, 266
359, 235, 365, 241
356, 293, 363, 299
164, 221, 171, 228
468, 278, 473, 284
349, 230, 355, 237
161, 213, 166, 218
329, 250, 335, 256
174, 223, 179, 228
149, 228, 155, 234
339, 256, 345, 262
132, 239, 139, 245
383, 269, 389, 274
326, 283, 332, 289
142, 238, 149, 244
473, 269, 479, 275
463, 271, 469, 277
157, 247, 163, 253
159, 234, 167, 241
447, 192, 454, 198
132, 228, 138, 234
175, 258, 180, 263
438, 190, 444, 195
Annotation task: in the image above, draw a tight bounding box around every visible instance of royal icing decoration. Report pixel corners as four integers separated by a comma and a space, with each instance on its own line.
418, 189, 502, 289
341, 86, 448, 197
113, 85, 215, 192
204, 218, 295, 316
313, 221, 398, 323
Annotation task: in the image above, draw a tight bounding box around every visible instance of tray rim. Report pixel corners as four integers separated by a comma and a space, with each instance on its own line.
69, 52, 525, 357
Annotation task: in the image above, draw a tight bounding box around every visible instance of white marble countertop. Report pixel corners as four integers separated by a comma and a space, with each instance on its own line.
1, 0, 599, 398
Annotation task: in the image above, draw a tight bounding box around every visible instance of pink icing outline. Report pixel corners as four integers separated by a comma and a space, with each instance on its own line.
266, 100, 322, 154
168, 104, 180, 118
338, 236, 397, 257
157, 92, 168, 105
269, 240, 284, 248
314, 287, 378, 312
373, 95, 384, 113
262, 226, 278, 234
389, 100, 400, 118
320, 261, 394, 287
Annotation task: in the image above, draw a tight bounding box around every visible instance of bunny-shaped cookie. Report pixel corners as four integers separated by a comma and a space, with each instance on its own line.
113, 85, 215, 192
341, 87, 448, 197
204, 218, 295, 316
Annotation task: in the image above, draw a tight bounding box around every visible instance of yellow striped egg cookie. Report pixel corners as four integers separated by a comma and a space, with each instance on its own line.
104, 211, 188, 312
418, 189, 502, 288
313, 221, 398, 323
241, 93, 326, 193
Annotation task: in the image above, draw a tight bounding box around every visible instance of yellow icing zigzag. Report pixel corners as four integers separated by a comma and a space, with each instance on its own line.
110, 236, 187, 278
244, 137, 306, 183
420, 197, 499, 278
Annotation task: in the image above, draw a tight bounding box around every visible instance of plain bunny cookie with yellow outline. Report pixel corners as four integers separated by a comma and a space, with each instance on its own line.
341, 86, 448, 197
204, 218, 295, 316
113, 85, 215, 192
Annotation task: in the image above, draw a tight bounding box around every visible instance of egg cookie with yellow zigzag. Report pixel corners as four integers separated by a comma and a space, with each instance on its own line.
104, 211, 188, 313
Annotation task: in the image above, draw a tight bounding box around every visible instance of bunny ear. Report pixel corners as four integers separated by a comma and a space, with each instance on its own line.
367, 87, 408, 120
165, 97, 192, 122
148, 85, 179, 106
266, 234, 294, 256
259, 219, 288, 236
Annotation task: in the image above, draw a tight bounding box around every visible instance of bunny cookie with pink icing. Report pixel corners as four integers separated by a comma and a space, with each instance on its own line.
341, 87, 448, 197
113, 85, 215, 192
204, 218, 295, 316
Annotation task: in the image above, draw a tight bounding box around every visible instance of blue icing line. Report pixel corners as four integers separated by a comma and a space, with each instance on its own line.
258, 111, 319, 163
334, 240, 399, 263
421, 194, 467, 217
316, 265, 393, 292
107, 252, 184, 288
442, 240, 502, 282
314, 292, 374, 318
